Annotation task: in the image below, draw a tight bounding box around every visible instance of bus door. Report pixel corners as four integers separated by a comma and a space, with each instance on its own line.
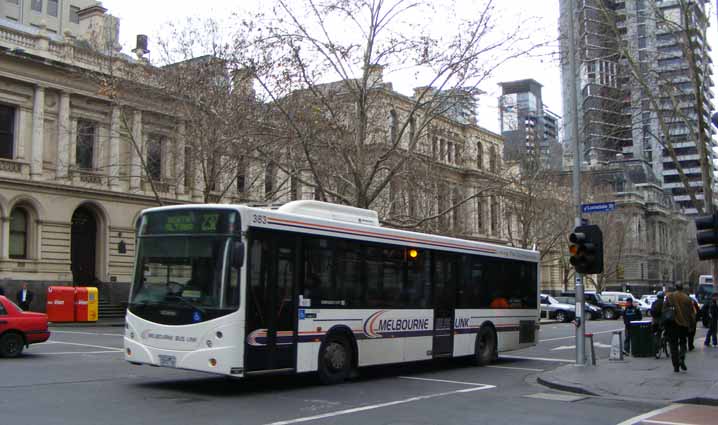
432, 253, 457, 357
245, 231, 297, 373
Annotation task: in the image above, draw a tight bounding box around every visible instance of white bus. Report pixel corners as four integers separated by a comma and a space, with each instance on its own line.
124, 201, 540, 384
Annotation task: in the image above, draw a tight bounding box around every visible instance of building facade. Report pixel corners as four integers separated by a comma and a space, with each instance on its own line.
498, 79, 562, 170
559, 0, 716, 215
0, 4, 512, 311
541, 159, 691, 296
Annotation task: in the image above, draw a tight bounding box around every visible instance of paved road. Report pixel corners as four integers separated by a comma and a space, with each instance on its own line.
0, 321, 664, 425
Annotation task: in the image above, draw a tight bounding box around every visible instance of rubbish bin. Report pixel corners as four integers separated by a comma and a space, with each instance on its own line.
75, 287, 98, 322
630, 320, 653, 357
46, 286, 75, 322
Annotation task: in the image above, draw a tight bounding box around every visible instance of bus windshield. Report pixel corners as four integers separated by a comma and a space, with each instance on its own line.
129, 209, 241, 325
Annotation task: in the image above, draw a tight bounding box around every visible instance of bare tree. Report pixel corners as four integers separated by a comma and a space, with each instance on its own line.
234, 0, 543, 229
156, 19, 265, 203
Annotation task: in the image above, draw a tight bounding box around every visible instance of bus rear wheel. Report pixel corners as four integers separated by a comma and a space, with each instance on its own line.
318, 334, 352, 385
471, 326, 496, 366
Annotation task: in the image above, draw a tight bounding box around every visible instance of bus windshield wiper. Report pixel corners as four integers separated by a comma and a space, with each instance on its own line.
165, 294, 207, 315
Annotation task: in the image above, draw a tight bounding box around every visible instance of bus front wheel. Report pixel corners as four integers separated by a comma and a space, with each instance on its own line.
471, 326, 496, 366
318, 334, 353, 385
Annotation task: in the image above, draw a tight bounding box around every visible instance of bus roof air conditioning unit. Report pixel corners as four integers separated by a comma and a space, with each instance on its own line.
278, 200, 380, 226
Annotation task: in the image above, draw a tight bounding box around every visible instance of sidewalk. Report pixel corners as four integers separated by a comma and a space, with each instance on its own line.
49, 319, 125, 327
538, 342, 718, 404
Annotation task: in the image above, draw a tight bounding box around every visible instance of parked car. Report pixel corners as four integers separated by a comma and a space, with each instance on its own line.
540, 294, 576, 323
602, 292, 650, 317
0, 295, 50, 358
563, 291, 621, 320
555, 296, 602, 320
640, 294, 657, 307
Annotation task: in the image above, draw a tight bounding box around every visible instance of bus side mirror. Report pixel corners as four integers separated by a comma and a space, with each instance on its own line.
232, 241, 245, 268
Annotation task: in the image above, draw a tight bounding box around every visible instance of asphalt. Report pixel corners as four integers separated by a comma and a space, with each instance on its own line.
1, 323, 660, 425
538, 326, 718, 404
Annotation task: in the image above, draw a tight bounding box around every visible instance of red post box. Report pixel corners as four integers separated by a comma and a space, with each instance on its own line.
75, 287, 88, 322
46, 286, 75, 322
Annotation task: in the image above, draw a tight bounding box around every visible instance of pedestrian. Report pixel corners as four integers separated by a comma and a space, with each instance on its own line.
651, 291, 665, 334
688, 295, 700, 351
665, 283, 695, 373
704, 294, 718, 347
16, 283, 34, 311
623, 298, 642, 355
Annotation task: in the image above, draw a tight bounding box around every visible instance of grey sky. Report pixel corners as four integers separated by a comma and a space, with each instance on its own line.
101, 0, 716, 136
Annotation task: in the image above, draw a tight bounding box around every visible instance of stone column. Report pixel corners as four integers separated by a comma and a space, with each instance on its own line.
0, 217, 9, 260
175, 121, 186, 196
130, 110, 142, 190
56, 92, 71, 178
109, 106, 121, 189
30, 85, 45, 178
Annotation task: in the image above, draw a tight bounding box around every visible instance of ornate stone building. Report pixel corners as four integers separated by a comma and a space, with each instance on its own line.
0, 4, 511, 311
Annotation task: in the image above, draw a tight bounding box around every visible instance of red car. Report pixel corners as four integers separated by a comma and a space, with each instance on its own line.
0, 295, 50, 357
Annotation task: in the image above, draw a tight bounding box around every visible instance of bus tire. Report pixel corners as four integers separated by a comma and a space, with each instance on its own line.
318, 334, 352, 385
471, 326, 496, 367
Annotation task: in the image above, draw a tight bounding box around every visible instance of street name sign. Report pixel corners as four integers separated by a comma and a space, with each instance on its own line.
581, 202, 615, 214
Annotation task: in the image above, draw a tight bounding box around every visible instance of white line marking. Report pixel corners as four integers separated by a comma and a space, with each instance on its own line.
51, 331, 123, 337
500, 355, 575, 363
33, 350, 122, 355
487, 365, 544, 372
642, 420, 694, 425
398, 376, 489, 386
540, 328, 623, 342
42, 341, 122, 351
263, 384, 495, 425
615, 404, 683, 425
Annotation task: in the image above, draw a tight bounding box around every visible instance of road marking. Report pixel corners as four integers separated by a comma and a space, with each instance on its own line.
263, 384, 495, 425
33, 350, 122, 355
540, 328, 623, 342
551, 342, 612, 351
500, 355, 575, 363
615, 404, 683, 425
642, 420, 694, 425
51, 330, 123, 337
42, 341, 122, 351
487, 365, 544, 372
398, 376, 489, 386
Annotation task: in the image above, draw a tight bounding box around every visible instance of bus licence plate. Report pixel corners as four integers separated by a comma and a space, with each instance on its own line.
158, 355, 176, 368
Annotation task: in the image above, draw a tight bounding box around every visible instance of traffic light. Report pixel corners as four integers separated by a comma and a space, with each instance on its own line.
695, 213, 718, 260
569, 225, 603, 274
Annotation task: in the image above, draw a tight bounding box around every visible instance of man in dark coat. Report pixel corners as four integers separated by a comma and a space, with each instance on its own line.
651, 292, 664, 333
666, 283, 695, 373
623, 298, 642, 355
16, 283, 34, 311
704, 294, 718, 347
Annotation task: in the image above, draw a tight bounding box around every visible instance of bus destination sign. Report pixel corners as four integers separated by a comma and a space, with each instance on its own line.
142, 210, 236, 235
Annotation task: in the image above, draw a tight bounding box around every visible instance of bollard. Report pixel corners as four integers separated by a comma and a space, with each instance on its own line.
584, 333, 597, 366
609, 330, 624, 361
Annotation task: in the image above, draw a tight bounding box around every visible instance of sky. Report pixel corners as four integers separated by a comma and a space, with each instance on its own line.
100, 0, 716, 136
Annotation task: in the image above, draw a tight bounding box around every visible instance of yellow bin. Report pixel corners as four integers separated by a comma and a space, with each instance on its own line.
75, 287, 98, 322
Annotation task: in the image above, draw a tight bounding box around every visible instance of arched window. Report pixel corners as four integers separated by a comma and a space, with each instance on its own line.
389, 109, 398, 143
476, 141, 483, 169
489, 146, 498, 173
9, 207, 28, 259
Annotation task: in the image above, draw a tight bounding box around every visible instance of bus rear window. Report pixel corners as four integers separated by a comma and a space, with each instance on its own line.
139, 210, 239, 235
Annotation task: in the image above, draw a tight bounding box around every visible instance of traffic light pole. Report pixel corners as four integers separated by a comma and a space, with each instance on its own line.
567, 0, 585, 366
